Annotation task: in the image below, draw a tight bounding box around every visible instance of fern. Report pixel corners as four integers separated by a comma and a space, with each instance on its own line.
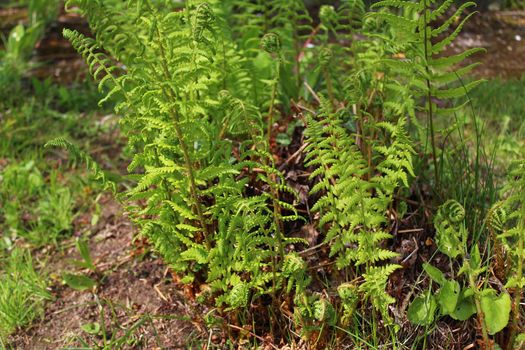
369, 0, 484, 189
65, 0, 306, 314
63, 29, 128, 107
44, 137, 117, 193
264, 0, 313, 99
434, 199, 467, 259
317, 0, 365, 106
488, 160, 525, 345
64, 0, 144, 64
498, 161, 525, 290
61, 0, 497, 346
305, 98, 413, 323
338, 282, 359, 326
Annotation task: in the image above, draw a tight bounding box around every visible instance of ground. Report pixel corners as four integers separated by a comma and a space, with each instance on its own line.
9, 197, 200, 349
1, 5, 525, 350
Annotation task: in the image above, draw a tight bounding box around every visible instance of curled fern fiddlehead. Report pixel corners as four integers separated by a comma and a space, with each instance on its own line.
282, 253, 310, 294
261, 32, 281, 54
434, 200, 466, 259
486, 201, 507, 235
228, 281, 250, 309
441, 199, 466, 223
338, 282, 359, 326
193, 3, 215, 43
319, 5, 338, 34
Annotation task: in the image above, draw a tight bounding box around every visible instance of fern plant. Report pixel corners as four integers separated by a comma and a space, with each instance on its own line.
270, 0, 312, 96
317, 0, 365, 108
304, 97, 414, 324
369, 0, 484, 192
410, 200, 513, 349
57, 0, 307, 316
487, 161, 525, 349
303, 2, 418, 326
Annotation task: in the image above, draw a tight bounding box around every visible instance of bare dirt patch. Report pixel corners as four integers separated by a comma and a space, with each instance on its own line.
448, 11, 525, 78
9, 197, 200, 349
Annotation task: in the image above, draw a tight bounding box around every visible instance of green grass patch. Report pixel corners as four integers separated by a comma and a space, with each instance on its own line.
0, 248, 50, 343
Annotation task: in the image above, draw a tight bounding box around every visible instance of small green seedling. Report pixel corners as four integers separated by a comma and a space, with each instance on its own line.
70, 238, 96, 272
63, 237, 97, 291
62, 273, 96, 291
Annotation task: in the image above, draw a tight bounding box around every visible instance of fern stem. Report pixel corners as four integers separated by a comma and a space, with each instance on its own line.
467, 261, 490, 348
323, 67, 336, 111
267, 74, 278, 145
294, 32, 302, 93
267, 57, 285, 300
153, 15, 211, 249
172, 115, 211, 247
509, 204, 524, 349
422, 0, 440, 193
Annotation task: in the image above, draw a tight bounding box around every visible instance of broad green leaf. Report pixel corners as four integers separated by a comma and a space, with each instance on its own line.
450, 289, 476, 321
480, 289, 511, 335
423, 263, 445, 285
408, 292, 437, 325
63, 273, 96, 291
437, 280, 460, 315
76, 238, 95, 271
276, 133, 292, 146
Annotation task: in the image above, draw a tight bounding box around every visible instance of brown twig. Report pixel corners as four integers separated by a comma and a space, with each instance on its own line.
227, 324, 279, 350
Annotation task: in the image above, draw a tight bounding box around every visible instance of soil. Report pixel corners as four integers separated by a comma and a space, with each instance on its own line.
448, 10, 525, 78
8, 197, 200, 349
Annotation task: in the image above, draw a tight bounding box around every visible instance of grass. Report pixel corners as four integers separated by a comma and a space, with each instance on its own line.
0, 160, 78, 248
0, 3, 130, 345
0, 72, 113, 343
469, 76, 525, 167
425, 76, 525, 243
0, 248, 51, 344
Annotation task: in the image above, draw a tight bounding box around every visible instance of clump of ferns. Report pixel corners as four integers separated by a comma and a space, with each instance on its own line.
52, 0, 496, 347
61, 1, 304, 317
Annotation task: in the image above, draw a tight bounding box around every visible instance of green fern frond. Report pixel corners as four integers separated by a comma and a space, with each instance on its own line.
45, 137, 117, 192
359, 264, 401, 323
